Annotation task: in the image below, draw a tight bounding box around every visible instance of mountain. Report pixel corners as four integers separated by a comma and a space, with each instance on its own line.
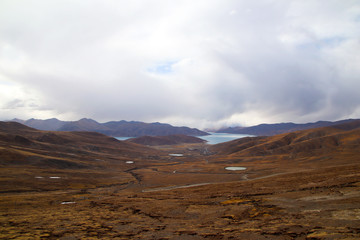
211, 119, 360, 158
102, 121, 208, 137
126, 134, 206, 146
0, 121, 161, 171
58, 118, 110, 132
11, 118, 209, 137
216, 119, 359, 136
14, 118, 66, 131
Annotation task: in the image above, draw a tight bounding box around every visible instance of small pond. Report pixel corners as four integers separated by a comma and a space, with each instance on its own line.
225, 167, 247, 171
61, 201, 76, 205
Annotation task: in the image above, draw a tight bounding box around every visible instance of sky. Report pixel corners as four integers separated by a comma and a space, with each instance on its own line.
0, 0, 360, 129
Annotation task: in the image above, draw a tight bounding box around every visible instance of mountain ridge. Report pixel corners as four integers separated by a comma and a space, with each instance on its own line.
11, 118, 209, 137
216, 118, 359, 136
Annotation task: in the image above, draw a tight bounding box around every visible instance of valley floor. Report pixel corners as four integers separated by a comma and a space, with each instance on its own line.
1, 143, 360, 239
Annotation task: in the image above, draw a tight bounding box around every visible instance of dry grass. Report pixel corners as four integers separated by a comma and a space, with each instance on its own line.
1, 122, 360, 239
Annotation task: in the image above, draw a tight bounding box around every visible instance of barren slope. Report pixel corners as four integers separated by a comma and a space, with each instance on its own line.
0, 121, 359, 239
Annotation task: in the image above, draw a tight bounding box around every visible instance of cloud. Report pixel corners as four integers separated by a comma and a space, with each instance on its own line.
0, 0, 359, 128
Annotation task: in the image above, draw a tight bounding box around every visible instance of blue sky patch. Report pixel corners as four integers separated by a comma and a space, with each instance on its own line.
147, 61, 178, 74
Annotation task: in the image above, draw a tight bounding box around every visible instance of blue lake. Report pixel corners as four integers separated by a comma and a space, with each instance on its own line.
199, 132, 254, 145
115, 133, 254, 145
114, 136, 134, 141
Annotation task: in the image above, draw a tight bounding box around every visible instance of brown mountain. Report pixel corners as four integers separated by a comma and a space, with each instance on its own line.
0, 121, 160, 170
216, 118, 359, 136
126, 134, 206, 146
211, 119, 360, 160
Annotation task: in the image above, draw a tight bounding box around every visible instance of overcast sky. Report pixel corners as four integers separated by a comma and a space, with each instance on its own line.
1, 0, 360, 128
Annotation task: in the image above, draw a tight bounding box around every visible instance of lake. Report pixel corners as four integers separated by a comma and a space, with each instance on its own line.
115, 132, 254, 145
199, 132, 254, 144
115, 136, 134, 141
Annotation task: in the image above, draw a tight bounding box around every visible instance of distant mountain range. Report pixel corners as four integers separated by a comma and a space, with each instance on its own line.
11, 118, 360, 138
216, 119, 360, 136
12, 118, 209, 137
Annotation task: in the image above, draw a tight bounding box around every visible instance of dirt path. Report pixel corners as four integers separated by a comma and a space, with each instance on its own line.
140, 171, 294, 193
141, 182, 212, 192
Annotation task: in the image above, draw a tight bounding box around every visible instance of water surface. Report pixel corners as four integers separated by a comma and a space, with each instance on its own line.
115, 132, 254, 145
115, 137, 134, 141
169, 154, 184, 157
199, 132, 254, 144
225, 167, 247, 171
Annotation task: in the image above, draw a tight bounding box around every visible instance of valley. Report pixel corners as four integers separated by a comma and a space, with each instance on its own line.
1, 121, 360, 239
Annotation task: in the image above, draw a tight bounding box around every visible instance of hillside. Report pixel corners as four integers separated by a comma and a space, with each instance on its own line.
1, 120, 360, 239
211, 119, 360, 160
0, 121, 163, 193
0, 121, 157, 157
216, 118, 359, 136
12, 118, 209, 137
102, 120, 208, 137
126, 134, 206, 146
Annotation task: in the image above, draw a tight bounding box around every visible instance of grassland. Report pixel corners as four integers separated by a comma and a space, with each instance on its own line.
0, 121, 360, 239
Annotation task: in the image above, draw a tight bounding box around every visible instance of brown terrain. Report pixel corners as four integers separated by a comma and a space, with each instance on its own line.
1, 120, 360, 239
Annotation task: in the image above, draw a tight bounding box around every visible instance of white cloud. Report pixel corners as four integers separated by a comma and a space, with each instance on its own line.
0, 0, 359, 128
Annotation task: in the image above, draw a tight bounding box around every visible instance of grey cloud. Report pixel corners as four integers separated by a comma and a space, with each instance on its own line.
0, 0, 359, 127
3, 99, 25, 109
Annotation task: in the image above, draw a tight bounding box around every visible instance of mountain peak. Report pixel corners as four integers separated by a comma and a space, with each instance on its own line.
78, 118, 98, 123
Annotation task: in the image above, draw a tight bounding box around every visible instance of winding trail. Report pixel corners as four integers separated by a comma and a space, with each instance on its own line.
141, 183, 212, 192
141, 171, 296, 193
